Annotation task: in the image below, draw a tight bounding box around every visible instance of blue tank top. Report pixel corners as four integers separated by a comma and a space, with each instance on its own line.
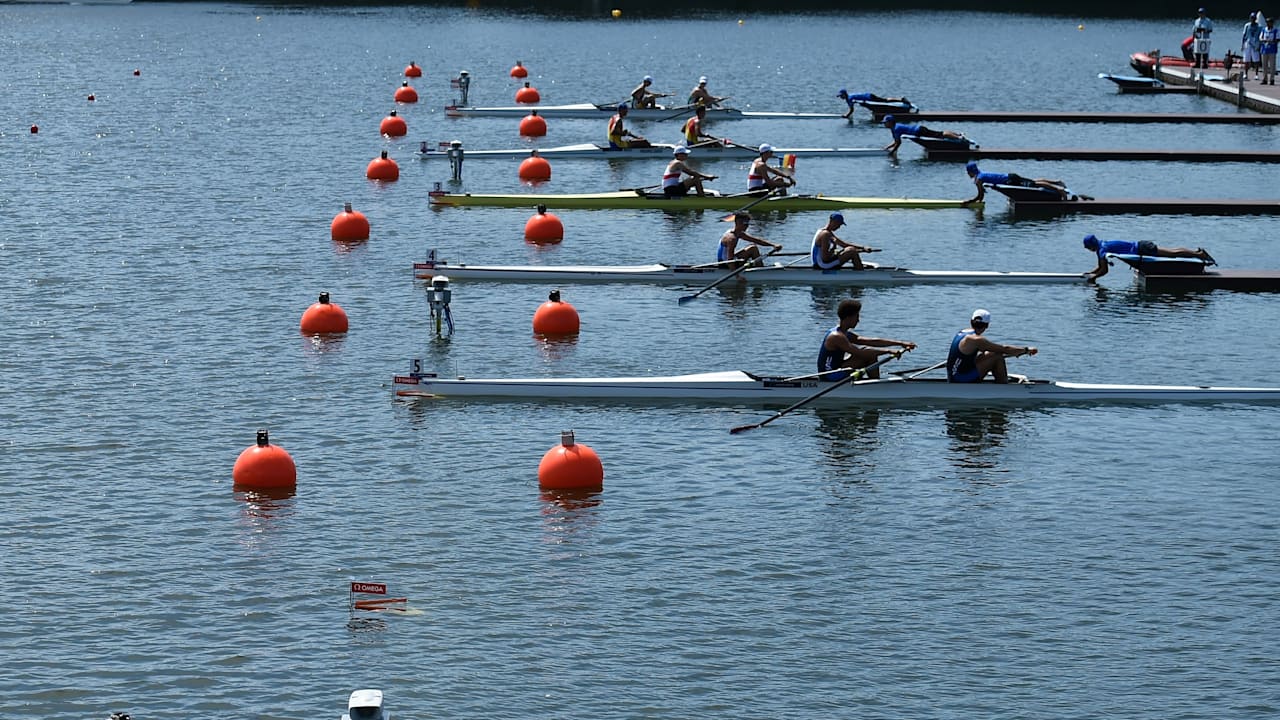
817, 326, 855, 381
976, 171, 1010, 185
717, 231, 733, 262
947, 329, 981, 382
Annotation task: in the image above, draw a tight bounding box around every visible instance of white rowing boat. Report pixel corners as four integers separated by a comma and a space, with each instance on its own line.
412, 256, 1087, 285
392, 369, 1280, 405
417, 141, 884, 160
444, 103, 843, 121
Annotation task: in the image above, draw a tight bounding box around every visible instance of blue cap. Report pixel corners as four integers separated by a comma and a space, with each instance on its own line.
829, 212, 845, 225
1083, 234, 1099, 250
836, 88, 848, 97
965, 161, 979, 174
617, 102, 628, 110
882, 114, 896, 125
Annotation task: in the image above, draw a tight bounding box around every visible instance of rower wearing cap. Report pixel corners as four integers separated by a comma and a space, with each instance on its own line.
747, 144, 796, 193
811, 212, 874, 270
881, 114, 965, 154
836, 89, 909, 120
689, 76, 727, 108
963, 161, 1071, 204
630, 75, 670, 109
662, 146, 716, 197
681, 105, 720, 147
946, 309, 1037, 384
1081, 234, 1215, 282
718, 212, 781, 265
817, 299, 916, 382
608, 103, 651, 149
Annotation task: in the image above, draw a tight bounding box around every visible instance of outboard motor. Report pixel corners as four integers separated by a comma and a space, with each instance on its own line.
450, 70, 471, 106
447, 140, 464, 182
429, 275, 454, 338
342, 689, 387, 720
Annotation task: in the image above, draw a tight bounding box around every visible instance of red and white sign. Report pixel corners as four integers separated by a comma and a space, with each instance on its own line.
351, 582, 387, 595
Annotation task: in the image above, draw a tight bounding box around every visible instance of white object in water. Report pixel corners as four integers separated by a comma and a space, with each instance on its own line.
341, 689, 387, 720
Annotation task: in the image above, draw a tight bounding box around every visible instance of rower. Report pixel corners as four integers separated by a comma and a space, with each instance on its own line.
681, 105, 719, 147
607, 103, 651, 149
1081, 234, 1215, 282
630, 75, 670, 109
836, 89, 909, 119
946, 309, 1036, 384
718, 212, 781, 266
963, 161, 1071, 204
811, 212, 873, 271
817, 299, 916, 381
688, 76, 727, 108
881, 114, 966, 154
662, 146, 716, 197
748, 144, 795, 193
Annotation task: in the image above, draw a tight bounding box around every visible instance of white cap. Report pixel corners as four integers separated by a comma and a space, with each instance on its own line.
673, 145, 690, 156
698, 76, 708, 84
643, 75, 653, 82
972, 308, 991, 324
758, 143, 774, 154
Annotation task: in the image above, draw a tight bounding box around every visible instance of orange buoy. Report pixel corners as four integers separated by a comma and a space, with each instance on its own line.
87, 94, 95, 101
331, 202, 370, 242
30, 125, 38, 134
538, 430, 603, 492
233, 429, 297, 491
519, 110, 547, 137
532, 289, 579, 336
394, 81, 418, 104
514, 82, 540, 104
524, 204, 563, 244
366, 150, 400, 181
518, 151, 552, 182
380, 110, 407, 137
510, 60, 528, 78
300, 292, 349, 334
404, 61, 423, 77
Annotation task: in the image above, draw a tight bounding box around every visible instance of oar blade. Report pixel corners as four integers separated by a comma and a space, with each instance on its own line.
677, 294, 698, 305
729, 423, 761, 435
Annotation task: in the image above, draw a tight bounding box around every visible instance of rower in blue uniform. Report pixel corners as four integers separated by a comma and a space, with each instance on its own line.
718, 212, 781, 265
817, 299, 916, 381
1081, 234, 1215, 282
836, 89, 910, 119
882, 114, 966, 153
946, 309, 1037, 384
811, 212, 876, 270
963, 161, 1072, 204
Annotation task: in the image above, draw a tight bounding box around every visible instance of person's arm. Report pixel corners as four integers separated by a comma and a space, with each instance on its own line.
963, 178, 986, 205
884, 128, 902, 153
1084, 254, 1109, 282
967, 334, 1036, 357
741, 231, 781, 252
858, 336, 917, 352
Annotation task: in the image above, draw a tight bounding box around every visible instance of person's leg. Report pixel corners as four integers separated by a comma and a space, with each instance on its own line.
844, 347, 884, 378
837, 246, 864, 270
1155, 245, 1210, 260
684, 177, 705, 196
976, 352, 1008, 383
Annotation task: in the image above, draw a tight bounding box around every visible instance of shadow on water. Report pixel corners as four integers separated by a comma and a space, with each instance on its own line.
943, 407, 1014, 482
813, 406, 883, 471
539, 490, 602, 558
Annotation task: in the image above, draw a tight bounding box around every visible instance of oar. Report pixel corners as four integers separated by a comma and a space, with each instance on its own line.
895, 359, 947, 380
678, 248, 780, 304
658, 104, 698, 122
730, 351, 904, 434
718, 187, 785, 222
621, 183, 662, 195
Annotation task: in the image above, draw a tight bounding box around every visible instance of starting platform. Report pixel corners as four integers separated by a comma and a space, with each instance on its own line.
1139, 269, 1280, 292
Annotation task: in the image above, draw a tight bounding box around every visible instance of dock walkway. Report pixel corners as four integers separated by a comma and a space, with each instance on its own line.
1151, 59, 1280, 114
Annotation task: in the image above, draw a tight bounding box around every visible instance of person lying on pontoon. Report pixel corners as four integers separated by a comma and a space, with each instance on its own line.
947, 309, 1037, 384
1081, 234, 1216, 282
881, 114, 966, 153
836, 89, 910, 119
962, 161, 1072, 204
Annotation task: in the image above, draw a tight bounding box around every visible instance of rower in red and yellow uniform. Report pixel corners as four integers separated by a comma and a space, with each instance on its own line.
681, 106, 719, 148
607, 103, 651, 149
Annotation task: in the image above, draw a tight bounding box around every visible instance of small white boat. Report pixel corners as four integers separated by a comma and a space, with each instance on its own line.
444, 103, 842, 121
392, 369, 1280, 405
412, 256, 1087, 286
417, 141, 884, 160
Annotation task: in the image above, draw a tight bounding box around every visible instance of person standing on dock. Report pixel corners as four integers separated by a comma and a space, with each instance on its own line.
817, 299, 916, 381
1081, 234, 1215, 282
718, 212, 781, 265
1193, 8, 1214, 69
1260, 16, 1278, 84
881, 114, 966, 154
962, 162, 1071, 203
946, 309, 1037, 384
662, 146, 716, 197
1243, 12, 1264, 80
607, 103, 651, 149
836, 89, 910, 119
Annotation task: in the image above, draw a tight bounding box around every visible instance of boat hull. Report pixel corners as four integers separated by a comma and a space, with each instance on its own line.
418, 142, 885, 160
412, 260, 1085, 285
443, 103, 841, 120
392, 371, 1280, 405
427, 191, 973, 211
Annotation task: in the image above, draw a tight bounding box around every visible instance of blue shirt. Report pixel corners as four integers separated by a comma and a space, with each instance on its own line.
1095, 239, 1139, 259
976, 171, 1010, 185
890, 123, 921, 141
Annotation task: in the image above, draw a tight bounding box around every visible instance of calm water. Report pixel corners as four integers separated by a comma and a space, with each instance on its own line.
3, 4, 1279, 719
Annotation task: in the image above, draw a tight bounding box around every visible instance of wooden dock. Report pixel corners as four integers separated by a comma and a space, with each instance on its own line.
1149, 61, 1280, 115
902, 110, 1280, 124
921, 147, 1280, 162
1007, 198, 1280, 217
1140, 270, 1280, 292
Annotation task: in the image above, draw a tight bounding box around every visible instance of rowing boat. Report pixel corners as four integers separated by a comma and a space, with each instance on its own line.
392, 369, 1280, 405
412, 257, 1086, 285
417, 141, 885, 160
444, 103, 843, 121
426, 190, 974, 211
